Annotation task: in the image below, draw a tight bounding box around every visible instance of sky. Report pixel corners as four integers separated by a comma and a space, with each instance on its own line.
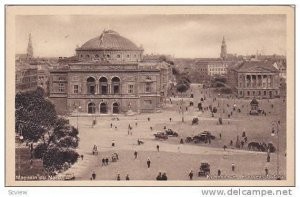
15, 14, 286, 58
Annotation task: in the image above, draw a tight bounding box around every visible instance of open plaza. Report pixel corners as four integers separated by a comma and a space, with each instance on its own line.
57, 85, 286, 181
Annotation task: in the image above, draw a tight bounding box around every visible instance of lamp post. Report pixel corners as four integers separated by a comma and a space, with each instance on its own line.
271, 120, 280, 180
77, 105, 81, 130
18, 124, 23, 178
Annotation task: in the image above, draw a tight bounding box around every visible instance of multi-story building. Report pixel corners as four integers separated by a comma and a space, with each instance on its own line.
49, 30, 170, 114
228, 61, 280, 99
15, 63, 38, 92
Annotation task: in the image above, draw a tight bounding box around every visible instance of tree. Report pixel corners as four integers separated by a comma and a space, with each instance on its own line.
15, 88, 80, 173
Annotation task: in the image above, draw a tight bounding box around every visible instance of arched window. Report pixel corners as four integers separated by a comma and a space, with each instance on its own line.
112, 102, 120, 114
86, 54, 90, 58
117, 54, 121, 58
100, 103, 108, 114
99, 77, 108, 94
88, 103, 96, 114
95, 54, 99, 58
111, 77, 120, 94
87, 77, 96, 94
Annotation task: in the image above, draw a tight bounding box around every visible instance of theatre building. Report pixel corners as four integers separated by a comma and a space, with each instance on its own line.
49, 30, 169, 114
228, 61, 280, 99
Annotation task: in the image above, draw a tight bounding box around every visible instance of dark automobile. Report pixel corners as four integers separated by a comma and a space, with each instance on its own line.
154, 132, 168, 140
198, 163, 211, 177
64, 173, 75, 180
165, 129, 178, 137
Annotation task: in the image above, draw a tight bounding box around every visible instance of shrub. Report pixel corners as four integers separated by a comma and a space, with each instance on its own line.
33, 143, 48, 159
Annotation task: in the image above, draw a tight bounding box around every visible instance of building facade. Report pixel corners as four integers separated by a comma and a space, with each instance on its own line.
228, 61, 280, 99
49, 30, 168, 114
16, 63, 38, 93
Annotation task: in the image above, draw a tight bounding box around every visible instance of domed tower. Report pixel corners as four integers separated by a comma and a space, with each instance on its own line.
76, 30, 144, 63
220, 36, 227, 60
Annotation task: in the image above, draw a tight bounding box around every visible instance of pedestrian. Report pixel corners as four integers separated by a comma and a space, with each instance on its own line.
161, 173, 168, 180
134, 150, 138, 159
230, 140, 233, 146
148, 117, 150, 121
112, 140, 115, 147
241, 141, 245, 148
218, 169, 221, 176
223, 145, 227, 150
135, 122, 138, 127
231, 163, 235, 172
81, 154, 84, 160
156, 144, 160, 152
169, 117, 172, 122
126, 174, 130, 181
189, 170, 193, 180
110, 123, 113, 128
102, 158, 105, 166
219, 133, 222, 139
150, 126, 153, 131
267, 155, 270, 162
92, 171, 96, 180
147, 158, 151, 168
115, 126, 117, 130
105, 157, 109, 165
156, 172, 162, 180
117, 174, 121, 181
265, 168, 269, 176
30, 159, 33, 169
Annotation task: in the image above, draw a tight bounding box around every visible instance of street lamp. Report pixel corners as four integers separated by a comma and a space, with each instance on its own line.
271, 120, 280, 180
77, 105, 81, 130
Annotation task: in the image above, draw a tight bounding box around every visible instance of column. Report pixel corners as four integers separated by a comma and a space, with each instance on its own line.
244, 75, 247, 88
250, 75, 253, 88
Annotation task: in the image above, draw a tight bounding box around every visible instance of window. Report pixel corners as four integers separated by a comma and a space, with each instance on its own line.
144, 100, 152, 105
95, 54, 99, 58
145, 83, 152, 93
253, 91, 255, 96
59, 83, 65, 92
106, 54, 110, 58
264, 91, 266, 96
239, 91, 242, 95
86, 54, 90, 58
247, 91, 250, 96
73, 85, 79, 94
127, 54, 130, 58
128, 84, 134, 94
117, 54, 121, 58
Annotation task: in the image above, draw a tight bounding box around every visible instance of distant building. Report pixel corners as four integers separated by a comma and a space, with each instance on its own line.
49, 30, 172, 114
228, 61, 280, 99
37, 64, 50, 95
220, 36, 227, 60
16, 63, 38, 92
207, 61, 229, 76
15, 33, 38, 93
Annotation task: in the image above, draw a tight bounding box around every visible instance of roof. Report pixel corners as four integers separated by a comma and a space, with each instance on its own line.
77, 30, 142, 51
231, 61, 280, 73
250, 98, 259, 105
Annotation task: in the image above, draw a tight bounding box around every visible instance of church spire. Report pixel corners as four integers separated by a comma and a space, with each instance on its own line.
27, 33, 33, 59
220, 36, 227, 60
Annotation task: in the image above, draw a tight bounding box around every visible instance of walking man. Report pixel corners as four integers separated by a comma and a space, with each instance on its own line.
156, 144, 160, 152
147, 158, 151, 168
92, 171, 96, 180
134, 150, 138, 159
189, 170, 194, 180
231, 163, 235, 172
126, 174, 130, 181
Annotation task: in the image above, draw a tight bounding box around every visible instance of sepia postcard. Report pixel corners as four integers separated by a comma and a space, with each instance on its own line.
5, 5, 295, 186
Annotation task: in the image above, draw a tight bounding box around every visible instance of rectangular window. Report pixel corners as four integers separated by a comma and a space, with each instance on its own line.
73, 85, 79, 94
59, 83, 65, 92
145, 83, 152, 93
128, 84, 134, 94
247, 91, 250, 96
264, 91, 266, 96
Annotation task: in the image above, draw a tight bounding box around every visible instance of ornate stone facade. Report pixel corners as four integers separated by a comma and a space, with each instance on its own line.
228, 61, 280, 99
49, 30, 169, 115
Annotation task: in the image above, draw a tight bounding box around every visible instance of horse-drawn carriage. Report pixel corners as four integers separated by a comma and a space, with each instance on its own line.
198, 162, 211, 177
154, 132, 168, 140
248, 142, 276, 153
